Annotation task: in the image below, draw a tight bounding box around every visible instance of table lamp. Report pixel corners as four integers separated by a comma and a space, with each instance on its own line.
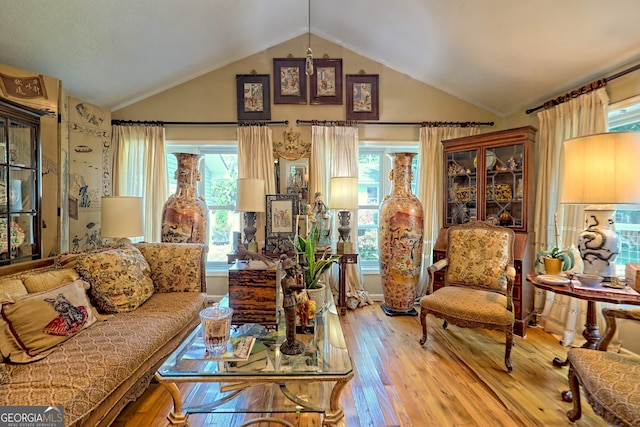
101, 196, 144, 244
560, 132, 640, 280
330, 177, 358, 254
236, 178, 266, 252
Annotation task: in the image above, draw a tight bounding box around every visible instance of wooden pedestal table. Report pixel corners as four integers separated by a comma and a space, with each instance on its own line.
336, 253, 358, 315
526, 273, 640, 402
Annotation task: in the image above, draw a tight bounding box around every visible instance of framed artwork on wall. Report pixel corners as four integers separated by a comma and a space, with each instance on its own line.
273, 58, 307, 104
346, 74, 379, 120
236, 74, 271, 120
265, 193, 300, 253
310, 58, 342, 105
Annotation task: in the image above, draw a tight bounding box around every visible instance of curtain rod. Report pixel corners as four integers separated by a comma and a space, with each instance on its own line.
525, 62, 640, 115
296, 119, 494, 127
111, 119, 289, 126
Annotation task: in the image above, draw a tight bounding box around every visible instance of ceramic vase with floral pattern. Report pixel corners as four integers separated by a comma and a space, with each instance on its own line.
379, 152, 424, 315
161, 153, 208, 243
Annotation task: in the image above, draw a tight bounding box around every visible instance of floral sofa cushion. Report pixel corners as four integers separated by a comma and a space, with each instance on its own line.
76, 245, 154, 314
135, 242, 204, 292
446, 226, 512, 290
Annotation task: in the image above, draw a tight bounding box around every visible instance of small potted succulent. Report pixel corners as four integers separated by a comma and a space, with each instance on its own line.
536, 247, 575, 275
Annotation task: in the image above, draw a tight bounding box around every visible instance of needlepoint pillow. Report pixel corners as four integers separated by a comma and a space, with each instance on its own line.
76, 245, 154, 314
0, 279, 98, 363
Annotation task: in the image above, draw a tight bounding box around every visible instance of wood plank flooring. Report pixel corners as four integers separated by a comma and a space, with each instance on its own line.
113, 302, 608, 426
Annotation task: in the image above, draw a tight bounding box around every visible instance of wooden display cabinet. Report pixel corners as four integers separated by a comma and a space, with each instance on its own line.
436, 126, 537, 337
0, 98, 44, 265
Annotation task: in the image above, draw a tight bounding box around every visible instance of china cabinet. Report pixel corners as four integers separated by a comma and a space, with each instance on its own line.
442, 126, 536, 231
434, 126, 537, 337
0, 98, 43, 265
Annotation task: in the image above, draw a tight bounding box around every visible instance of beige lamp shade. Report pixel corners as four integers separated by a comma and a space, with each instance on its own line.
236, 178, 266, 213
561, 132, 640, 204
330, 177, 359, 210
101, 196, 144, 239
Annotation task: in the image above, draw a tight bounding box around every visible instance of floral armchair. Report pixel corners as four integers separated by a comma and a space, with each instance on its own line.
419, 220, 516, 372
567, 307, 640, 426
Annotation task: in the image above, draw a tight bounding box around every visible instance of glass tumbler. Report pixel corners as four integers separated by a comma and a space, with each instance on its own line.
199, 304, 233, 356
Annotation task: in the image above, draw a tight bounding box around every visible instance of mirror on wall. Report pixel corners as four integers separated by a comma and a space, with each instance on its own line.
273, 128, 310, 206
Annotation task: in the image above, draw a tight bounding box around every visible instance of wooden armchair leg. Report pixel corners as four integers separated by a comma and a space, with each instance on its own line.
505, 329, 514, 373
566, 365, 582, 422
419, 309, 428, 346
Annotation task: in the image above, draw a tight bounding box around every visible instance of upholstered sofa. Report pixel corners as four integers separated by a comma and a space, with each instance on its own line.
0, 242, 208, 427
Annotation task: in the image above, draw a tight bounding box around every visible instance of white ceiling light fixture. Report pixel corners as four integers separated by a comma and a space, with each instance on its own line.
305, 0, 314, 76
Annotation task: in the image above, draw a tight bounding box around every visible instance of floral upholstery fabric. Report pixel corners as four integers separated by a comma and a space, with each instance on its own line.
419, 287, 514, 326
76, 245, 154, 314
569, 348, 640, 426
446, 226, 513, 291
135, 243, 205, 293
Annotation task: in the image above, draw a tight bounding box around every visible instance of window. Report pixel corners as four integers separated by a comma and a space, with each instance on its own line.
357, 145, 418, 269
166, 143, 238, 270
609, 95, 640, 276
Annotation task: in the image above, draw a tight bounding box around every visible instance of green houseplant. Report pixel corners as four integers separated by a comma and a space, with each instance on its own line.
295, 225, 341, 290
536, 247, 575, 275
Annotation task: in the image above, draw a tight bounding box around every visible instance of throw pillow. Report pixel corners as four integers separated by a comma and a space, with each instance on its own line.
0, 279, 98, 363
76, 245, 154, 313
136, 242, 204, 292
0, 278, 28, 299
22, 268, 80, 293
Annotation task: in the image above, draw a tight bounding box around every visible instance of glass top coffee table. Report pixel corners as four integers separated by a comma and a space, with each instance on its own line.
155, 299, 353, 427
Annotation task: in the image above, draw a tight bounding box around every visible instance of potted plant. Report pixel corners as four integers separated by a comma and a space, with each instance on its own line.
536, 247, 575, 275
294, 225, 341, 309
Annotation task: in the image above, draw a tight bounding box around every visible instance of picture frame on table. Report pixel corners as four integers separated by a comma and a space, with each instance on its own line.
273, 58, 307, 104
310, 58, 342, 105
265, 193, 301, 253
346, 74, 379, 120
236, 74, 271, 121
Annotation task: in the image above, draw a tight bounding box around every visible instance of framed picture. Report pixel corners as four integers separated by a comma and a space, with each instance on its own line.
236, 74, 271, 120
310, 58, 342, 104
265, 193, 300, 253
346, 74, 379, 120
273, 58, 307, 104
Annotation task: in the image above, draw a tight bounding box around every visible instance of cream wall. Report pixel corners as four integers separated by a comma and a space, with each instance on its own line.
113, 35, 504, 298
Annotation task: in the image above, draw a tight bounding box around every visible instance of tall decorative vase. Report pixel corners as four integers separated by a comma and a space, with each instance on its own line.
161, 153, 209, 243
379, 152, 424, 316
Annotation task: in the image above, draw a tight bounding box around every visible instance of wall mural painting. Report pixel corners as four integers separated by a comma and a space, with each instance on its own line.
67, 98, 112, 252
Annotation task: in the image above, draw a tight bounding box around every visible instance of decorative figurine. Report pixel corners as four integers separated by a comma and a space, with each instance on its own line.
310, 192, 332, 250
279, 254, 306, 355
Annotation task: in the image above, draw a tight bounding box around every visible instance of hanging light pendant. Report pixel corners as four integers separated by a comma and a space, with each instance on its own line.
305, 0, 314, 76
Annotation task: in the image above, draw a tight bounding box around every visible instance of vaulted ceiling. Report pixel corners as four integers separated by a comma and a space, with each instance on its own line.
1, 0, 639, 117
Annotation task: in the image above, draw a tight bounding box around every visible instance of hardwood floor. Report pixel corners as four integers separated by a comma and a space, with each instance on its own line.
113, 302, 608, 426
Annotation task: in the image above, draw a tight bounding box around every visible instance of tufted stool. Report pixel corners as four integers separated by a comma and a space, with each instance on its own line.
567, 307, 640, 426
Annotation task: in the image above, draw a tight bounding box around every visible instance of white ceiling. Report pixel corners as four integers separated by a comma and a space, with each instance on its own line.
1, 0, 640, 117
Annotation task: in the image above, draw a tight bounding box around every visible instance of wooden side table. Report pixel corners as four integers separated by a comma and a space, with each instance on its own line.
337, 253, 358, 315
526, 273, 640, 401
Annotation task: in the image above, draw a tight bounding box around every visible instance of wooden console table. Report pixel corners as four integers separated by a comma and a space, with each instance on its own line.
337, 253, 358, 315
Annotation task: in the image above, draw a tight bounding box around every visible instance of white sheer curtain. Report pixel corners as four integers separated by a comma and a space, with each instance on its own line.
416, 126, 480, 297
237, 125, 276, 249
111, 124, 167, 242
534, 87, 611, 347
312, 125, 373, 308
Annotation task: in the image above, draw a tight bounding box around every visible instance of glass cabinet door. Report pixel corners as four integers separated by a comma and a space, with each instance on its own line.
483, 144, 525, 229
445, 149, 478, 226
0, 117, 39, 262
